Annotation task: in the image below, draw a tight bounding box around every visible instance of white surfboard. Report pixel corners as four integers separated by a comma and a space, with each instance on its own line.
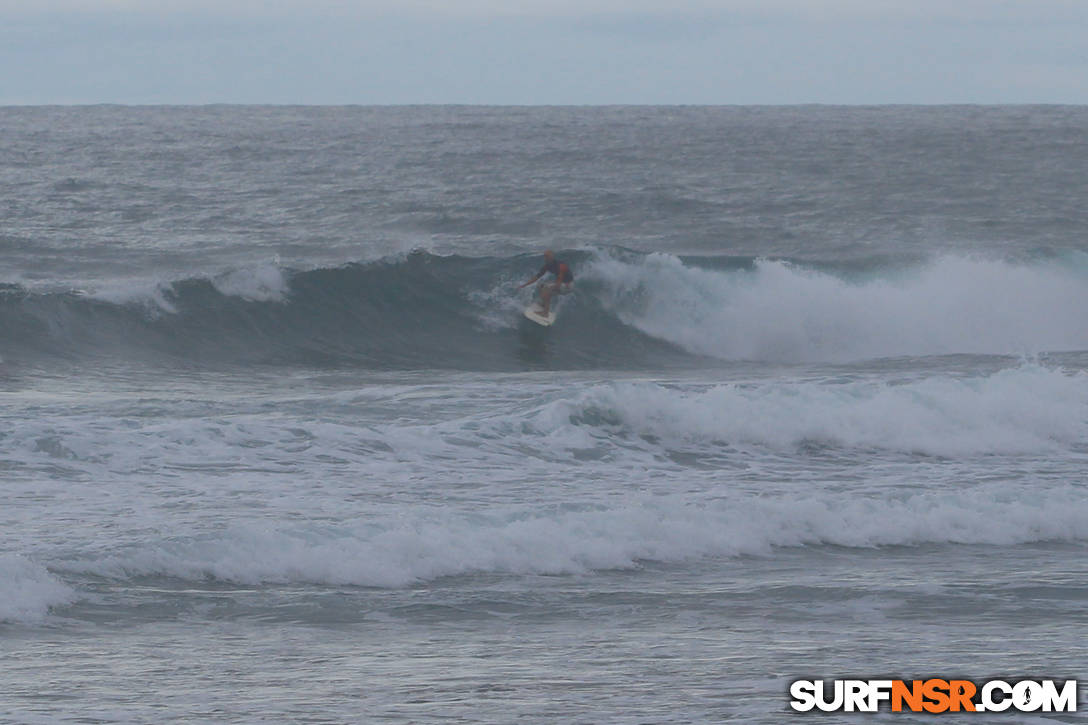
523, 304, 557, 326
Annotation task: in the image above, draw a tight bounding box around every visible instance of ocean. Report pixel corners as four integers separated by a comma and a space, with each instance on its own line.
1, 105, 1086, 723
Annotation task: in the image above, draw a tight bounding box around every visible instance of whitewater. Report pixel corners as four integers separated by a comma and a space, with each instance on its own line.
2, 105, 1086, 723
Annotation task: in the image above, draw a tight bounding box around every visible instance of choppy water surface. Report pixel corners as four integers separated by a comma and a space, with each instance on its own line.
2, 106, 1087, 723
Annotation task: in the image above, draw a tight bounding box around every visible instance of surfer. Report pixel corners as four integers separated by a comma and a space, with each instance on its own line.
518, 250, 573, 316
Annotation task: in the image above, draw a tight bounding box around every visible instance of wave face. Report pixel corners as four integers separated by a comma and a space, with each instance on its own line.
2, 249, 1087, 370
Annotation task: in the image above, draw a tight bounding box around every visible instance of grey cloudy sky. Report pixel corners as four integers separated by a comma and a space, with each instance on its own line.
2, 0, 1086, 104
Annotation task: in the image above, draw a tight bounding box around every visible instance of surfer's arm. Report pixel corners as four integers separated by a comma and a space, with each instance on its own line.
518, 268, 546, 288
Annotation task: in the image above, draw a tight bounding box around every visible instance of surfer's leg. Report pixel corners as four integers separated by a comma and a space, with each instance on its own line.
539, 284, 553, 315
541, 281, 563, 315
543, 282, 572, 314
533, 282, 547, 312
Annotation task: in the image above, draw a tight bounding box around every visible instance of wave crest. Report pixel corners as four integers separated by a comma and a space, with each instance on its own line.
0, 555, 75, 623
585, 251, 1088, 362
67, 486, 1088, 588
2, 249, 1087, 369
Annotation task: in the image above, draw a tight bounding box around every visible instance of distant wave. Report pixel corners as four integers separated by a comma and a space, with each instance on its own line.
2, 249, 1087, 370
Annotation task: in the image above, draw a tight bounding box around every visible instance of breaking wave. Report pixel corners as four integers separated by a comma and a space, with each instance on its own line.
65, 485, 1088, 588
0, 555, 75, 623
1, 249, 1086, 370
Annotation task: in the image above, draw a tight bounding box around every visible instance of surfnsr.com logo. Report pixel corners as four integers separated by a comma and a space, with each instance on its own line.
789, 679, 1077, 713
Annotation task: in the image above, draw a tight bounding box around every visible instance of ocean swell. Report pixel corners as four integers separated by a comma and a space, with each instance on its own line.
1, 249, 1086, 370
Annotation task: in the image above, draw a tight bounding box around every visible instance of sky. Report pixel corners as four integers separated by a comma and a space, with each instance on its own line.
2, 0, 1087, 105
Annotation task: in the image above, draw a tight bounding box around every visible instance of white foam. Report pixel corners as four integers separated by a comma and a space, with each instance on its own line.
466, 273, 527, 330
80, 261, 289, 314
0, 555, 75, 623
7, 366, 1083, 493
547, 365, 1088, 457
211, 262, 289, 303
585, 252, 1088, 361
87, 279, 178, 315
15, 363, 1088, 591
70, 484, 1088, 588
